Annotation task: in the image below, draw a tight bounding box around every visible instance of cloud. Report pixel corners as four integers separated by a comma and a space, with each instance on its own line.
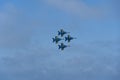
0, 2, 119, 80
0, 3, 38, 49
44, 0, 103, 19
0, 41, 119, 80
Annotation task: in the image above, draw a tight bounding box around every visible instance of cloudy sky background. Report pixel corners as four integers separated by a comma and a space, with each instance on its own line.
0, 0, 120, 80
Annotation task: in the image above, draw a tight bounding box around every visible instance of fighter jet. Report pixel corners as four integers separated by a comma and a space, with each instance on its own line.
52, 36, 63, 44
65, 35, 76, 42
58, 29, 70, 37
58, 43, 70, 50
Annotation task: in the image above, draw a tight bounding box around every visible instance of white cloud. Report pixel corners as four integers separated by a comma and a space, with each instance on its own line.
0, 3, 37, 49
44, 0, 103, 19
0, 41, 119, 80
0, 1, 119, 80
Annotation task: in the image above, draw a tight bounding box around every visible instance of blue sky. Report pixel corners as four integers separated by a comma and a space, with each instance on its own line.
0, 0, 119, 80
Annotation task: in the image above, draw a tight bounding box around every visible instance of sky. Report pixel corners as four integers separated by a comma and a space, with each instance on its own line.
0, 0, 120, 80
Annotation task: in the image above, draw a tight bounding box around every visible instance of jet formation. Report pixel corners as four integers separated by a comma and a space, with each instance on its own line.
52, 29, 76, 50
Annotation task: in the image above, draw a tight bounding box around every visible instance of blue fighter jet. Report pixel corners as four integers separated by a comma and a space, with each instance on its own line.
58, 43, 70, 50
52, 36, 63, 44
58, 29, 70, 37
65, 35, 76, 42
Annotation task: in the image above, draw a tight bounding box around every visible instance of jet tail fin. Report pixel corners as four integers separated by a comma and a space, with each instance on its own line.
65, 37, 67, 41
58, 45, 61, 49
58, 31, 60, 35
52, 38, 55, 43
